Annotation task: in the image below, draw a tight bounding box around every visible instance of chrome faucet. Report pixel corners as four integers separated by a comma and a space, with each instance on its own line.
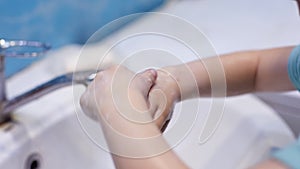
0, 39, 96, 123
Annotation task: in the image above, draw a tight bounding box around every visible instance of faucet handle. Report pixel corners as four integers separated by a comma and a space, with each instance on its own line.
0, 38, 51, 58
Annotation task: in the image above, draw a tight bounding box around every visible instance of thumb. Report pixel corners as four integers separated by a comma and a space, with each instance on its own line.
131, 69, 157, 97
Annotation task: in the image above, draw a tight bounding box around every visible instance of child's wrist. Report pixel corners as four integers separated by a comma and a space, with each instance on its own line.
163, 64, 198, 101
161, 66, 182, 102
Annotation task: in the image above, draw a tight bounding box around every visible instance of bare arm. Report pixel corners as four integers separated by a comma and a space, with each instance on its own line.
167, 46, 295, 98
150, 46, 295, 128
80, 66, 189, 169
148, 47, 296, 168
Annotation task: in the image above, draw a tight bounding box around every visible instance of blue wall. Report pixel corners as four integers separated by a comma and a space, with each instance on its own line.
0, 0, 164, 77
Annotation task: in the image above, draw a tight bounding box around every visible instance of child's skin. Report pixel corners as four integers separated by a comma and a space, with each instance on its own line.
149, 46, 295, 128
80, 46, 296, 169
80, 66, 189, 169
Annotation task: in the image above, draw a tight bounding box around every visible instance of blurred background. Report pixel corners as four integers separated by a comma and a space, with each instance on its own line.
0, 0, 164, 76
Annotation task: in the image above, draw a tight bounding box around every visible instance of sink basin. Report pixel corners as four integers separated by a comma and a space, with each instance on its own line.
0, 86, 115, 169
0, 113, 115, 169
0, 83, 294, 169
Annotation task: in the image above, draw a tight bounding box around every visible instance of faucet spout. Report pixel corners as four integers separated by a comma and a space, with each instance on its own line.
0, 70, 97, 122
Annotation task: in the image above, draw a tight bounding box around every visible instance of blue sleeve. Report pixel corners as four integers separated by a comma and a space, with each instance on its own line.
288, 45, 300, 91
272, 138, 300, 169
271, 45, 300, 168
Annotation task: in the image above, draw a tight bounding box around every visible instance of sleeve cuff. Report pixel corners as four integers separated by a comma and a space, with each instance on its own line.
272, 141, 300, 169
288, 45, 300, 91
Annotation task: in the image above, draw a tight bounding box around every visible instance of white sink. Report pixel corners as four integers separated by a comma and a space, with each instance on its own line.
0, 82, 115, 169
0, 75, 295, 169
0, 108, 115, 169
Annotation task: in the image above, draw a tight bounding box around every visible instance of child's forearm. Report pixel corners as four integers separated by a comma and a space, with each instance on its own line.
166, 46, 295, 100
98, 105, 189, 169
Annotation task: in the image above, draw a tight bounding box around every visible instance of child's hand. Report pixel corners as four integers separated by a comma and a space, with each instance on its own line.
148, 67, 181, 129
80, 65, 158, 137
